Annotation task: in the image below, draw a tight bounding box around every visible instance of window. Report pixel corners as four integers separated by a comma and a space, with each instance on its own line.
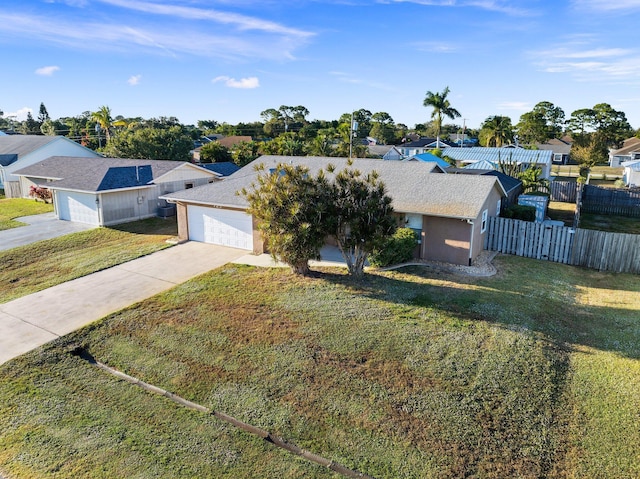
185, 182, 194, 189
481, 209, 488, 233
496, 199, 502, 216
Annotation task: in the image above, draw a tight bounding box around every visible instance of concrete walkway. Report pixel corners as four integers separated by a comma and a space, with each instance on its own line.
0, 213, 96, 252
0, 242, 245, 365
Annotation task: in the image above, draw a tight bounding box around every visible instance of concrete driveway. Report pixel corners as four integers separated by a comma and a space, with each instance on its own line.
0, 213, 96, 251
0, 242, 246, 364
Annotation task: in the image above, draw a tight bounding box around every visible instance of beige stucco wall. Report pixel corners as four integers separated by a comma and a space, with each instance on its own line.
176, 202, 189, 242
421, 216, 472, 265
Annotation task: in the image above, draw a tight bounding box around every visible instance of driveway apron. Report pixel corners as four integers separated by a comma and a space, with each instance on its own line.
0, 242, 245, 364
0, 213, 96, 251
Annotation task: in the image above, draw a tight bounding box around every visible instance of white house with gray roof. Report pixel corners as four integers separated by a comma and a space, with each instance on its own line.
0, 135, 100, 198
162, 155, 506, 266
14, 157, 219, 226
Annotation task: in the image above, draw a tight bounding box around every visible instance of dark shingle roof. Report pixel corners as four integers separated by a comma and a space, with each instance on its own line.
201, 162, 241, 177
447, 168, 522, 194
163, 155, 504, 220
0, 154, 18, 167
14, 157, 192, 192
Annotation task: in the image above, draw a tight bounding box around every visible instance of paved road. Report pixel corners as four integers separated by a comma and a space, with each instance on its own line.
0, 242, 246, 364
0, 213, 96, 251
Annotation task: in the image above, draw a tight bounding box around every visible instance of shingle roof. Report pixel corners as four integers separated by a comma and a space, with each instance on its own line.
0, 135, 61, 158
447, 167, 522, 194
162, 155, 504, 220
611, 137, 640, 156
14, 156, 193, 192
0, 154, 17, 167
201, 162, 241, 177
400, 137, 456, 148
441, 147, 553, 164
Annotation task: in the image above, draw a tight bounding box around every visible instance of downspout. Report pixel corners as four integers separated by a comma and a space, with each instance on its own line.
467, 219, 475, 266
96, 194, 103, 226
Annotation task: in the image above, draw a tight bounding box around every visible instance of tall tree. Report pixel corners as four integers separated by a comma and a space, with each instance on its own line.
91, 106, 113, 143
479, 115, 514, 147
37, 102, 50, 125
423, 86, 461, 143
516, 101, 565, 144
231, 141, 261, 167
324, 162, 397, 276
101, 126, 192, 161
369, 112, 395, 144
241, 163, 332, 275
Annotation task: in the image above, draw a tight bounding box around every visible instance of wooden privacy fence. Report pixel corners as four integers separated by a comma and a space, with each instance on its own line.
549, 180, 578, 203
581, 185, 640, 217
484, 217, 575, 264
484, 217, 640, 274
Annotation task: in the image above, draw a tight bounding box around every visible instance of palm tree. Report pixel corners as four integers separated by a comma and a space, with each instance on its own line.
480, 115, 514, 147
91, 106, 113, 144
423, 86, 461, 144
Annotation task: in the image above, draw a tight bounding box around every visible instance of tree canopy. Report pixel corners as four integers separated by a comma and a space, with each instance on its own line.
242, 160, 397, 276
479, 115, 514, 147
423, 86, 461, 141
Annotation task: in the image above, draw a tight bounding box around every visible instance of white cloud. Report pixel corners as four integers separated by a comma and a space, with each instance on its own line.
35, 65, 60, 76
96, 0, 314, 38
212, 76, 260, 89
387, 0, 534, 16
0, 11, 308, 61
533, 41, 640, 83
5, 107, 33, 121
572, 0, 640, 12
128, 74, 142, 86
498, 102, 530, 111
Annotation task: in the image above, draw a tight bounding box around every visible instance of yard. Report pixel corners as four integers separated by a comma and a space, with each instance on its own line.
0, 256, 638, 478
0, 217, 178, 303
0, 198, 54, 230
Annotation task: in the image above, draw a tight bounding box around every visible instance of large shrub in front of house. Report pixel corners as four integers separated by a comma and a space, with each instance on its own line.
501, 204, 536, 222
369, 227, 417, 267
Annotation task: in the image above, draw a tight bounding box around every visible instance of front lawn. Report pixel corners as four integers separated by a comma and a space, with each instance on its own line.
0, 256, 638, 478
0, 217, 177, 303
0, 198, 54, 231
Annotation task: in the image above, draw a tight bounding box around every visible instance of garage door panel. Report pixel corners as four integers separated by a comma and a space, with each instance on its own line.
56, 191, 100, 226
188, 206, 253, 250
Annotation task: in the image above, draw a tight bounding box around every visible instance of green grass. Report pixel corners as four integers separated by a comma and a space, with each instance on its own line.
0, 217, 177, 303
547, 201, 576, 225
579, 213, 640, 234
1, 256, 639, 478
0, 198, 54, 230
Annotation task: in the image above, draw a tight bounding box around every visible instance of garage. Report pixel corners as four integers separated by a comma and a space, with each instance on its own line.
55, 191, 100, 226
187, 205, 253, 250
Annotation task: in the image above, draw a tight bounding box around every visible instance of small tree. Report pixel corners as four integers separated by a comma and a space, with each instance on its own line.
240, 163, 332, 275
325, 162, 397, 276
199, 141, 232, 163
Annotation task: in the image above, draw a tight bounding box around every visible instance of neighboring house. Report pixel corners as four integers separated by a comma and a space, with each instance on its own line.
14, 157, 219, 226
162, 155, 506, 266
621, 160, 640, 187
536, 138, 572, 164
217, 136, 252, 149
440, 147, 553, 179
447, 167, 523, 208
396, 137, 456, 157
368, 145, 400, 159
405, 153, 450, 170
382, 146, 405, 161
609, 137, 640, 167
200, 162, 241, 177
0, 135, 100, 197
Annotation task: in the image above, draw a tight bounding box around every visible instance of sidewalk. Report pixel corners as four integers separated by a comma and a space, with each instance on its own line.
0, 242, 245, 365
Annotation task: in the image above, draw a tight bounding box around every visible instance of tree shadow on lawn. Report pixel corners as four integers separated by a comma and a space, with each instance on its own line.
314, 256, 640, 360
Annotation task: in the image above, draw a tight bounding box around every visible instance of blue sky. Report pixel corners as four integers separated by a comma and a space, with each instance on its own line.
2, 0, 640, 130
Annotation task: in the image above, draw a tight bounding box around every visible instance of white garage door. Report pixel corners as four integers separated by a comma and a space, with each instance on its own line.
187, 206, 253, 250
56, 191, 100, 226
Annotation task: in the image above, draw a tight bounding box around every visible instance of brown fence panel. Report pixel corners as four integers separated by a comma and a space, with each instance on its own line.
485, 217, 640, 273
550, 181, 578, 203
